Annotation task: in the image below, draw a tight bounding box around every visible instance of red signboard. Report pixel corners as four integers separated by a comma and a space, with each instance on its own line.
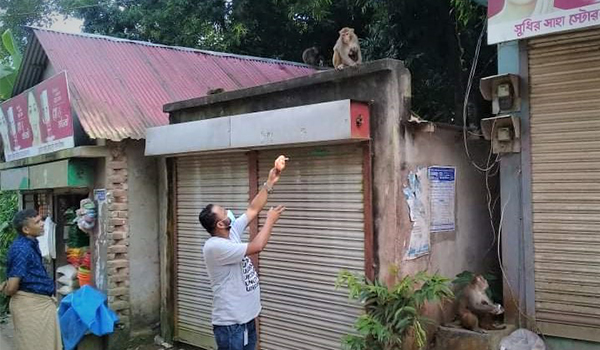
0, 71, 74, 162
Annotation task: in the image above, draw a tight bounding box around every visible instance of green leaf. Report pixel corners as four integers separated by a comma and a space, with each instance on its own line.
0, 74, 16, 100
2, 30, 22, 70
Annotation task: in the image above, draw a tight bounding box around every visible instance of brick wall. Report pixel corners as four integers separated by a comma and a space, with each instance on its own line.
106, 141, 131, 326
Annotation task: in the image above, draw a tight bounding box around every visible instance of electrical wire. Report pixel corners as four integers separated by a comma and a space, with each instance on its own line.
462, 18, 498, 173
462, 18, 550, 344
496, 171, 551, 347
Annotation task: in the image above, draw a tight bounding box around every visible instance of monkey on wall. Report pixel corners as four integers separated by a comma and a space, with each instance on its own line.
302, 46, 324, 67
457, 275, 505, 332
332, 27, 362, 70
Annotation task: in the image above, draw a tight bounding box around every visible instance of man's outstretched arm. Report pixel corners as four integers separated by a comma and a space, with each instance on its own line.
245, 167, 281, 223
246, 205, 285, 255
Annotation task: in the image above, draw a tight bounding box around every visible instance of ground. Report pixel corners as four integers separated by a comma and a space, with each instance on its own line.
0, 315, 192, 350
0, 316, 14, 350
126, 345, 170, 350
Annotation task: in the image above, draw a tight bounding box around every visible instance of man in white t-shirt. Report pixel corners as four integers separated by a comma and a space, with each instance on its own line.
199, 164, 285, 350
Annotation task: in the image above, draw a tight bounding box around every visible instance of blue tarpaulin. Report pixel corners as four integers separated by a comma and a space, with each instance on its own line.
58, 285, 119, 350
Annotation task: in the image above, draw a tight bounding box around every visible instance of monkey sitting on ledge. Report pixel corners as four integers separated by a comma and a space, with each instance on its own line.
332, 27, 362, 70
302, 46, 324, 67
457, 275, 506, 332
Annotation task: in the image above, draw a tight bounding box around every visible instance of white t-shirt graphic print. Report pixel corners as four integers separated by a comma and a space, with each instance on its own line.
203, 214, 261, 325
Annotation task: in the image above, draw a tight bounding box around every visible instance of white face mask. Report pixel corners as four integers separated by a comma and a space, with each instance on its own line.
226, 210, 236, 227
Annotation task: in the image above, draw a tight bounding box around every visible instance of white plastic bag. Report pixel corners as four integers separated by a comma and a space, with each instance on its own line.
500, 329, 545, 350
56, 264, 78, 280
58, 275, 79, 287
57, 285, 74, 295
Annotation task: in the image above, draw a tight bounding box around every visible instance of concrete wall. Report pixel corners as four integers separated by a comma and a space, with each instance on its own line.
93, 157, 108, 294
167, 59, 493, 282
401, 126, 496, 325
168, 60, 412, 286
401, 127, 493, 277
160, 59, 495, 335
126, 140, 160, 332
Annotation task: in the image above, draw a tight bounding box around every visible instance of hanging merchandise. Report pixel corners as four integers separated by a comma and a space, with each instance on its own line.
80, 251, 91, 269
37, 223, 51, 259
37, 217, 57, 259
64, 208, 90, 248
37, 215, 56, 259
66, 247, 89, 267
78, 266, 92, 287
66, 249, 80, 267
76, 199, 97, 234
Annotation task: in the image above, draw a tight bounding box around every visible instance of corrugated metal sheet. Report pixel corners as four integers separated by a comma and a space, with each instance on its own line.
257, 145, 364, 350
175, 154, 249, 349
22, 28, 315, 141
529, 27, 600, 343
174, 145, 364, 349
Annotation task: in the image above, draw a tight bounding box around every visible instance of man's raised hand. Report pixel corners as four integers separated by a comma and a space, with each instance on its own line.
266, 205, 286, 224
267, 167, 281, 187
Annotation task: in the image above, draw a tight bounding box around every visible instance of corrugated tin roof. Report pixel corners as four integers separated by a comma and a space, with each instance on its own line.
18, 28, 316, 141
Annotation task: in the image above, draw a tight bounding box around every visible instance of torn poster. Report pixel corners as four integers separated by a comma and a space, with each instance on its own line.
428, 166, 456, 232
404, 167, 430, 260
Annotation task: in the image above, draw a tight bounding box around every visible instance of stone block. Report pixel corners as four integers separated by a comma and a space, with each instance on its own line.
108, 287, 129, 297
110, 300, 130, 311
109, 203, 128, 211
108, 161, 127, 170
431, 323, 516, 350
108, 245, 128, 254
107, 259, 129, 269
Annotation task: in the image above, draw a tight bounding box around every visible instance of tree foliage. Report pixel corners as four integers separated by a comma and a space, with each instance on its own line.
0, 29, 23, 100
1, 0, 494, 122
0, 190, 18, 317
0, 0, 56, 100
336, 270, 454, 350
0, 0, 55, 52
356, 0, 495, 123
56, 0, 372, 61
54, 0, 494, 124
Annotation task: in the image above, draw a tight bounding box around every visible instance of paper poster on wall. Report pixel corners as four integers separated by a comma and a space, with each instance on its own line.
429, 166, 456, 232
404, 167, 430, 260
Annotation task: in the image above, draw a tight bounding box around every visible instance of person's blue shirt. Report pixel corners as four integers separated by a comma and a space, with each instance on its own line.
7, 234, 55, 296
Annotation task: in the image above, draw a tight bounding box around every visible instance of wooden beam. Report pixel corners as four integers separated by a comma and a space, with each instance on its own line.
166, 158, 177, 341
247, 151, 259, 270
363, 142, 375, 282
246, 151, 262, 348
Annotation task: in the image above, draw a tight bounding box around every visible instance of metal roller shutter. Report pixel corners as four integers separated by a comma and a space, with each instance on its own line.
529, 28, 600, 342
175, 154, 250, 349
257, 144, 365, 350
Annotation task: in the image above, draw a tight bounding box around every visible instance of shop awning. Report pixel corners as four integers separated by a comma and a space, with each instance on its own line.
145, 99, 370, 156
0, 159, 94, 190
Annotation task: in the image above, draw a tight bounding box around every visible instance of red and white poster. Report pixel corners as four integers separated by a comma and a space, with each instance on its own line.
0, 71, 74, 162
488, 0, 600, 44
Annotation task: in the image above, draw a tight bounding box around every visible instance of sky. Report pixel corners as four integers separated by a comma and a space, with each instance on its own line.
48, 13, 83, 34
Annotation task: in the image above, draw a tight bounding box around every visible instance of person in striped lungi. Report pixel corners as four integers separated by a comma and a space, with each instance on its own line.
0, 209, 62, 350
